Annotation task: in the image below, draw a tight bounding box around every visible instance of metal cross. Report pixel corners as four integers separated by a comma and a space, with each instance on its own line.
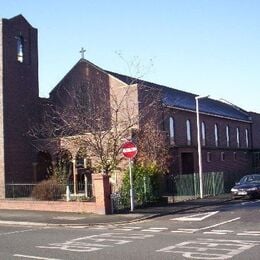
79, 47, 86, 59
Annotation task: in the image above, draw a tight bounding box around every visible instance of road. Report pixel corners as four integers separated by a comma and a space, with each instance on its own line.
0, 199, 259, 259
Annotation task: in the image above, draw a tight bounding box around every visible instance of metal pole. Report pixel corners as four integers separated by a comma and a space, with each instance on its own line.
129, 159, 134, 211
196, 96, 203, 199
84, 174, 88, 198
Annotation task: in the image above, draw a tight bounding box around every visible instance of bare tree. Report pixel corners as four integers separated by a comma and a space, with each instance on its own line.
135, 118, 171, 173
29, 70, 164, 175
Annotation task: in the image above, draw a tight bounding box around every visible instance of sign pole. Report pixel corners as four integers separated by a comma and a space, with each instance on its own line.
129, 159, 134, 212
121, 141, 137, 212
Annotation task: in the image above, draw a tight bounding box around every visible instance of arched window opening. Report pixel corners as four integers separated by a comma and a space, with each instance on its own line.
236, 128, 240, 148
17, 35, 24, 63
226, 126, 230, 147
169, 117, 175, 145
245, 129, 249, 148
201, 121, 206, 146
214, 124, 219, 147
186, 119, 191, 146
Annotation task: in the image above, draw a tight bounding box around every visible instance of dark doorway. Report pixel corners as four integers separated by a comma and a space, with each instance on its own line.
37, 151, 52, 181
181, 152, 194, 174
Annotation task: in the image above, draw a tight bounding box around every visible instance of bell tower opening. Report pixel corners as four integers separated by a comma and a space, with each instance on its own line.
16, 34, 24, 63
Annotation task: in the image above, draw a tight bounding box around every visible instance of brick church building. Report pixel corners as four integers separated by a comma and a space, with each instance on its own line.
0, 15, 260, 199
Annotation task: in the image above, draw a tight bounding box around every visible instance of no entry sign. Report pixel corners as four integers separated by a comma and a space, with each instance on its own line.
122, 141, 138, 159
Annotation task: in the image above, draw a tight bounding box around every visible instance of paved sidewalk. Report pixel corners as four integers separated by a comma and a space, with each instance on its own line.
0, 194, 232, 227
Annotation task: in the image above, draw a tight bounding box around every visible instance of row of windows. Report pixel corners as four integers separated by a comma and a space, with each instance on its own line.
169, 117, 249, 148
206, 151, 248, 162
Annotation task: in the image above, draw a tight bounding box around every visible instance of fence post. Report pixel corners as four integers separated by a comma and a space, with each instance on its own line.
84, 175, 88, 198
212, 172, 216, 196
193, 173, 197, 198
143, 176, 147, 202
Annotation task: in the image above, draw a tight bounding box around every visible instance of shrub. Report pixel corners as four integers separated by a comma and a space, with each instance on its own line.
32, 178, 65, 201
120, 164, 162, 208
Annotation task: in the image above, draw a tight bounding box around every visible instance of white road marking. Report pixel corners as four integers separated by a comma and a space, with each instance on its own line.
157, 238, 260, 259
198, 217, 240, 231
14, 254, 62, 260
37, 232, 154, 253
0, 228, 38, 236
237, 231, 260, 236
113, 228, 134, 231
52, 216, 86, 221
141, 227, 168, 232
171, 211, 219, 221
171, 217, 240, 234
113, 226, 142, 231
203, 229, 234, 235
171, 228, 199, 234
89, 226, 108, 230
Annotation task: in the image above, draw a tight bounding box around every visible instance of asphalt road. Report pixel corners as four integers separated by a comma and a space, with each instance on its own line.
0, 199, 259, 259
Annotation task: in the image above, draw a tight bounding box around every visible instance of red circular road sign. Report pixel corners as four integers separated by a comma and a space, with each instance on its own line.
122, 141, 138, 159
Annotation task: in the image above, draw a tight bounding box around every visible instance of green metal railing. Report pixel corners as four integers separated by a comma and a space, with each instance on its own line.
173, 172, 224, 198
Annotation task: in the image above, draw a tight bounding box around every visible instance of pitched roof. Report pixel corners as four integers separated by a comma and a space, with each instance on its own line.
106, 70, 251, 122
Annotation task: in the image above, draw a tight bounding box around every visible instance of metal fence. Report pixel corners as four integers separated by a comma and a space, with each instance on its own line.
4, 182, 93, 200
5, 183, 36, 198
171, 172, 224, 200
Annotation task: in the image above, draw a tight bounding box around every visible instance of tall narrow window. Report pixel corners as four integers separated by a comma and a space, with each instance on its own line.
236, 128, 240, 148
207, 152, 212, 162
226, 126, 230, 147
201, 121, 206, 146
169, 117, 175, 145
214, 124, 219, 147
186, 119, 191, 145
245, 129, 249, 148
17, 35, 24, 63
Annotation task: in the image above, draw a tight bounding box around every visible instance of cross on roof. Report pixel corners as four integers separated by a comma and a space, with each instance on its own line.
79, 47, 86, 59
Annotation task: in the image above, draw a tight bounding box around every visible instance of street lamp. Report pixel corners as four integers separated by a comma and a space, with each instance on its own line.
195, 95, 209, 199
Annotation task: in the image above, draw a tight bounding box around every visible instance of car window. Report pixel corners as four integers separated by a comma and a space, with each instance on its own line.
240, 175, 260, 184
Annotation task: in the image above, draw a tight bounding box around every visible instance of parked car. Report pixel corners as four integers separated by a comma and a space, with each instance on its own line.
231, 174, 260, 199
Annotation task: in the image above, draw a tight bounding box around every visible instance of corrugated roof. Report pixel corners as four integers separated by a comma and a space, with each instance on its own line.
106, 70, 251, 122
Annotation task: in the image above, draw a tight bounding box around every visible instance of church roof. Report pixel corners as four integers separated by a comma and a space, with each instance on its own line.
50, 58, 251, 122
106, 71, 251, 122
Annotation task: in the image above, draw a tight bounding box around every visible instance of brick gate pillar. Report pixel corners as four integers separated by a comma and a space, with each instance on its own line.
92, 174, 111, 215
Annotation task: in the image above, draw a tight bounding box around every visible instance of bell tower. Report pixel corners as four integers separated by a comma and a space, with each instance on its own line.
0, 15, 39, 198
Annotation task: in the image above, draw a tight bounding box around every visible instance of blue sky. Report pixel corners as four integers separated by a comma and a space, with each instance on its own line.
1, 0, 260, 112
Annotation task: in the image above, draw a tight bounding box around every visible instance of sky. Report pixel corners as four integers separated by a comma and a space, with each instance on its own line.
1, 0, 260, 113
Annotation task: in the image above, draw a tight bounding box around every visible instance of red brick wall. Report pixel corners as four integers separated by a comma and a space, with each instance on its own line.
0, 200, 96, 214
0, 174, 111, 214
163, 108, 252, 175
250, 112, 260, 149
1, 16, 39, 183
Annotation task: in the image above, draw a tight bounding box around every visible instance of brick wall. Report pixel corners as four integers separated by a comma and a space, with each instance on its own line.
0, 19, 5, 198
0, 173, 111, 214
163, 107, 252, 175
250, 112, 260, 149
1, 16, 39, 184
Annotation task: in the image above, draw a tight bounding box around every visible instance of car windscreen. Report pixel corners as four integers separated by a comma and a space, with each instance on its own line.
240, 175, 260, 184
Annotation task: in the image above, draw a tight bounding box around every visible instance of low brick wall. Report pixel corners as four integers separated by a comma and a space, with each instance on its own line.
0, 174, 112, 215
0, 199, 97, 214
